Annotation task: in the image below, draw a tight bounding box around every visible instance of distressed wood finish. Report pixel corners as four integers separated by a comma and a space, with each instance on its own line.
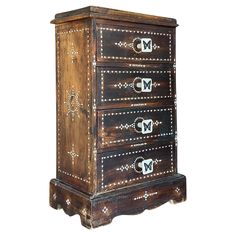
97, 106, 175, 149
96, 21, 175, 62
50, 174, 186, 228
97, 66, 175, 106
49, 6, 186, 229
52, 6, 177, 27
97, 142, 176, 192
55, 20, 93, 194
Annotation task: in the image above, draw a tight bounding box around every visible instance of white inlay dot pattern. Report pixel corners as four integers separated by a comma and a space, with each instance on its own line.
56, 27, 90, 183
101, 144, 174, 189
99, 27, 172, 61
133, 191, 158, 201
100, 70, 172, 102
101, 108, 173, 146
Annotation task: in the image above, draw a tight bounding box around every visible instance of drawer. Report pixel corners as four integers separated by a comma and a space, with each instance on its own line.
97, 106, 175, 149
97, 67, 175, 106
97, 23, 175, 62
97, 142, 176, 192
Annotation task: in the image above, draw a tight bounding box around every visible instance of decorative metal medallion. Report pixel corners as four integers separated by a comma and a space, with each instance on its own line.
67, 42, 79, 63
67, 144, 79, 165
64, 89, 83, 121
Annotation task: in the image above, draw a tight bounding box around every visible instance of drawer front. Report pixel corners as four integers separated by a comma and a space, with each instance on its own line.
97, 143, 176, 192
97, 24, 175, 62
98, 106, 175, 149
97, 67, 175, 106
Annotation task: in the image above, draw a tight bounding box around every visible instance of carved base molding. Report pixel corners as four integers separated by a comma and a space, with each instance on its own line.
49, 174, 186, 228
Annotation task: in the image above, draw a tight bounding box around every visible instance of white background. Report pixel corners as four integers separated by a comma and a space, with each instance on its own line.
0, 0, 235, 235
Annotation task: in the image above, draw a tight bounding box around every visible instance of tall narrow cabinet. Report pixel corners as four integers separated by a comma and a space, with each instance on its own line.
49, 6, 186, 228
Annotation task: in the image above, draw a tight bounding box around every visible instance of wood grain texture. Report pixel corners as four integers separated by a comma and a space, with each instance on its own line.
96, 20, 175, 63
55, 20, 93, 193
97, 106, 176, 149
97, 65, 175, 107
49, 6, 186, 228
51, 6, 177, 27
50, 174, 186, 228
96, 142, 177, 192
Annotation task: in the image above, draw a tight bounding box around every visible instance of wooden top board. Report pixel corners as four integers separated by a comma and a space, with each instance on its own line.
51, 6, 177, 27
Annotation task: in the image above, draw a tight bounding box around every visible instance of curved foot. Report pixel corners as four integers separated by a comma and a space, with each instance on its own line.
169, 185, 186, 204
49, 174, 186, 228
80, 215, 113, 229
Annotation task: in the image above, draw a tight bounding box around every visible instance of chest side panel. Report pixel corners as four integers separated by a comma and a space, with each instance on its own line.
56, 20, 92, 193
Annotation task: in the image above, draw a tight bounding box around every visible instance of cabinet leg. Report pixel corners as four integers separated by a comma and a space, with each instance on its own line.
169, 184, 186, 204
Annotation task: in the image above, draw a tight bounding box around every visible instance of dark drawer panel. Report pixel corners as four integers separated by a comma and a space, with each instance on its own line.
98, 106, 175, 149
97, 67, 175, 106
97, 142, 176, 192
97, 24, 175, 62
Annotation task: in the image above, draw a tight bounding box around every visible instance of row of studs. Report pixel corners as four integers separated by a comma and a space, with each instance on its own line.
104, 163, 174, 189
116, 158, 162, 172
101, 144, 174, 189
103, 108, 172, 116
133, 186, 182, 202
100, 70, 172, 102
56, 28, 61, 176
100, 27, 172, 35
56, 27, 90, 183
102, 187, 181, 213
102, 144, 171, 160
101, 145, 171, 189
99, 27, 172, 61
103, 134, 173, 145
101, 108, 173, 145
101, 145, 171, 188
56, 28, 88, 35
102, 56, 171, 61
129, 64, 146, 67
133, 190, 158, 201
101, 70, 171, 74
86, 28, 91, 182
58, 169, 90, 183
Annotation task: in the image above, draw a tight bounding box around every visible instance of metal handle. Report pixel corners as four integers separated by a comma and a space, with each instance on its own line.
134, 157, 154, 175
134, 117, 153, 134
132, 37, 153, 53
133, 77, 153, 93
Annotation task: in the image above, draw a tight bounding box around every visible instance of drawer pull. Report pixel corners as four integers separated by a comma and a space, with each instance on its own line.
116, 157, 162, 173
116, 117, 162, 134
133, 38, 153, 53
114, 77, 161, 93
134, 157, 154, 175
134, 117, 153, 134
133, 77, 152, 93
115, 38, 160, 54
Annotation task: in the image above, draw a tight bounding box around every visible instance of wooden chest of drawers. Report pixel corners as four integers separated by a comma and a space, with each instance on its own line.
49, 6, 186, 228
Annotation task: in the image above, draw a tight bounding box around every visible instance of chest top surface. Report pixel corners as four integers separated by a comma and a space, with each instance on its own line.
51, 6, 177, 27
